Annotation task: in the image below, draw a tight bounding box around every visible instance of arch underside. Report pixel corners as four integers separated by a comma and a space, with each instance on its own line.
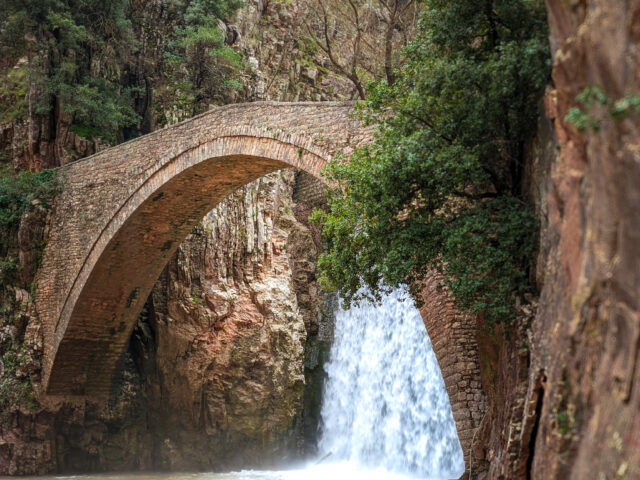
46, 154, 319, 396
35, 101, 368, 397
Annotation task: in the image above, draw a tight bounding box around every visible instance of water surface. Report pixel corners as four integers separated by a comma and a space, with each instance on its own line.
16, 463, 454, 480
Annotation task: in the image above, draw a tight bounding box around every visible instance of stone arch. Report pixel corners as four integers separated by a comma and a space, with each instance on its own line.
36, 102, 369, 396
48, 139, 327, 396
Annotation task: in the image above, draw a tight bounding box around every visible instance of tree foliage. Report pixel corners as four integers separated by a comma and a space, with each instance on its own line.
313, 0, 550, 325
0, 170, 59, 254
162, 0, 245, 120
303, 0, 420, 98
0, 0, 245, 139
0, 169, 59, 287
1, 0, 140, 139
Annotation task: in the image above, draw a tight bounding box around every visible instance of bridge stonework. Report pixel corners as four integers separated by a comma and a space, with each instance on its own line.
36, 102, 369, 397
418, 270, 488, 479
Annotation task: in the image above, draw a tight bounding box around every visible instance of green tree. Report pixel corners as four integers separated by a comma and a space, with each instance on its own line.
1, 0, 246, 139
0, 0, 139, 140
163, 0, 245, 118
313, 0, 550, 325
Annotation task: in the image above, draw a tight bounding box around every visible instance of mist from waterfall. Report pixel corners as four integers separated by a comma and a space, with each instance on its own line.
318, 287, 465, 479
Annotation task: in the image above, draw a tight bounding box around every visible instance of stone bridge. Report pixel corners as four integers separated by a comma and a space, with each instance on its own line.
35, 101, 368, 397
34, 101, 485, 473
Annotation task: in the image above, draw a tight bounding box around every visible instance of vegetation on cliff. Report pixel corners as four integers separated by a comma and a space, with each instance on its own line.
302, 0, 419, 98
0, 170, 59, 282
314, 0, 550, 325
0, 0, 245, 143
0, 311, 39, 411
0, 168, 58, 411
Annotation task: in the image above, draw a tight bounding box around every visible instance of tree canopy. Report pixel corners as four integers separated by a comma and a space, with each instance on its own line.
0, 0, 245, 141
313, 0, 550, 325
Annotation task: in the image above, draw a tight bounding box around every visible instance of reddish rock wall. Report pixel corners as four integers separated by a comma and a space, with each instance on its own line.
128, 170, 327, 470
455, 2, 640, 478
526, 1, 640, 478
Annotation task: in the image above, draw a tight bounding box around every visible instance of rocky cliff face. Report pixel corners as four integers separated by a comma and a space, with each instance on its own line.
116, 0, 350, 468
233, 0, 355, 102
528, 1, 640, 477
426, 2, 640, 479
126, 170, 329, 470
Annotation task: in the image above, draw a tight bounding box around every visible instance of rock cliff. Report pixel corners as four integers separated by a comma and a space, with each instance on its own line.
528, 1, 640, 477
127, 170, 329, 470
116, 0, 351, 468
419, 2, 640, 479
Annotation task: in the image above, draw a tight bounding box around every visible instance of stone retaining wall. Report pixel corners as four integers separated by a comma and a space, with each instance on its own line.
418, 270, 487, 479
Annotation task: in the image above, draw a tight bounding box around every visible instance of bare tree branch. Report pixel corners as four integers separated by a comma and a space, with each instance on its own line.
301, 0, 418, 99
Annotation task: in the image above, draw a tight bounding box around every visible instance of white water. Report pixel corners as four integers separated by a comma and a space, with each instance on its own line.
318, 287, 465, 479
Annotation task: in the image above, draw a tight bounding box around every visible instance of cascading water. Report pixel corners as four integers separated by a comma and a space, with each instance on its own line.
318, 287, 465, 479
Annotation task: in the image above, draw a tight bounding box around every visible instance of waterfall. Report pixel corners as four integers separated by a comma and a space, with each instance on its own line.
318, 287, 465, 479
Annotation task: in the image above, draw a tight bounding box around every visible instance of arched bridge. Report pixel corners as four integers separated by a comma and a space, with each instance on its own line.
35, 101, 371, 397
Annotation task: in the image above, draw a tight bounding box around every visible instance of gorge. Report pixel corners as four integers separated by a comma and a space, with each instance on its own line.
1, 0, 640, 479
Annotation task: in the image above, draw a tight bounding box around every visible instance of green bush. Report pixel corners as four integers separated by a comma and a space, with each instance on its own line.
564, 85, 640, 133
0, 341, 38, 411
0, 169, 59, 255
313, 0, 550, 325
164, 0, 247, 116
0, 62, 29, 124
